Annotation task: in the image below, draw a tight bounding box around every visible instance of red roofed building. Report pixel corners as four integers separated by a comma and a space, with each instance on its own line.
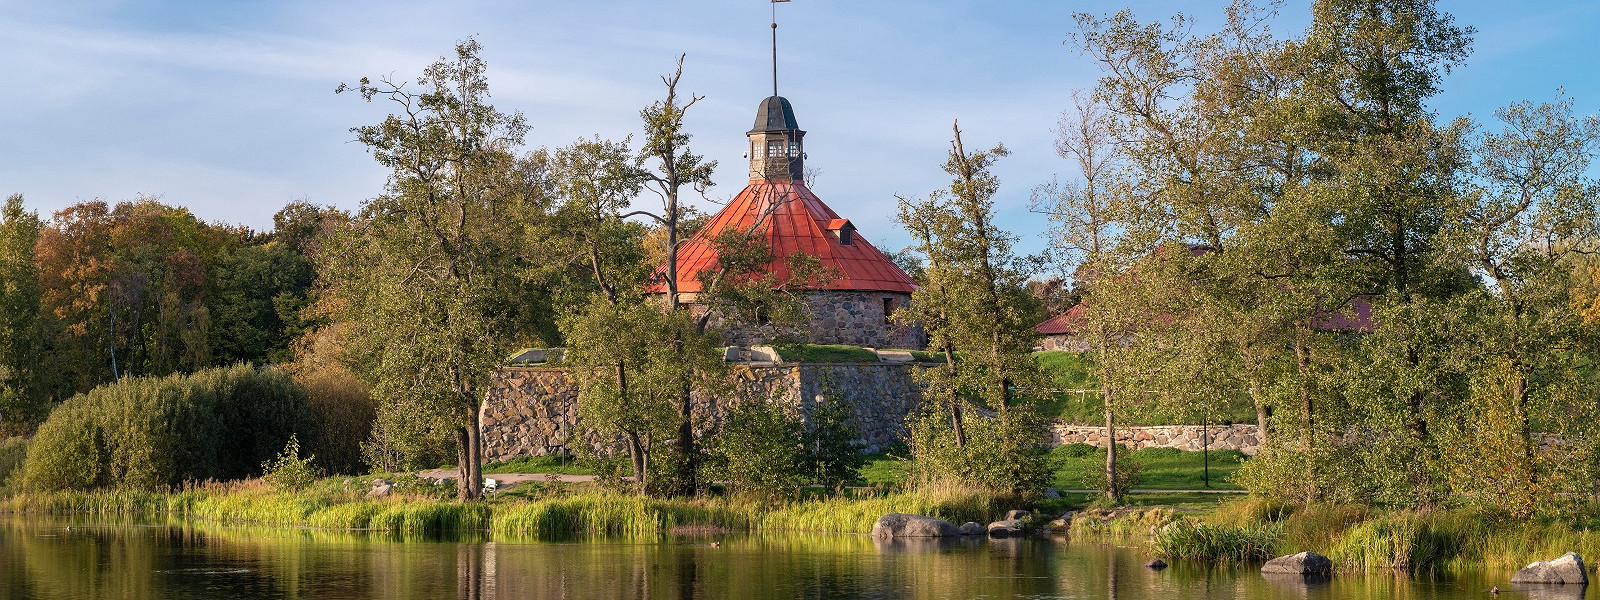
647, 95, 925, 348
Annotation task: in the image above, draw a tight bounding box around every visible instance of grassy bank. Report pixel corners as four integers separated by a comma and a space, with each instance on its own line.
1073, 497, 1600, 574
0, 482, 1000, 540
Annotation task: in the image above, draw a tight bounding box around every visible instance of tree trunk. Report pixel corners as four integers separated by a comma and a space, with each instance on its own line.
1250, 377, 1270, 447
1104, 389, 1119, 504
627, 430, 648, 491
1294, 333, 1313, 452
1513, 370, 1536, 485
943, 346, 965, 447
673, 385, 697, 497
456, 405, 484, 501
1404, 345, 1429, 441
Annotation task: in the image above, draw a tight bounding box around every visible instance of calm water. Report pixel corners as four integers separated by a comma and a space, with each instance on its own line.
0, 517, 1588, 600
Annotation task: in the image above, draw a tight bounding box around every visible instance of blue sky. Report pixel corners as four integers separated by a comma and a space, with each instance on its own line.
3, 1, 1598, 259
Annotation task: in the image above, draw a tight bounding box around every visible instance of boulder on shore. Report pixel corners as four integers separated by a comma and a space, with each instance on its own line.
870, 513, 961, 539
958, 522, 985, 536
1004, 509, 1031, 521
1261, 552, 1333, 576
987, 519, 1025, 537
1511, 552, 1588, 585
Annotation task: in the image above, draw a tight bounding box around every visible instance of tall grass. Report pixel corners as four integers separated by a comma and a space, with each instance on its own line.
1152, 519, 1281, 563
0, 485, 1003, 541
1327, 513, 1462, 572
491, 495, 752, 539
0, 489, 204, 516
761, 487, 999, 533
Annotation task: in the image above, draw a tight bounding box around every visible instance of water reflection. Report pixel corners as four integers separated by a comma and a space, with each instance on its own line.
0, 517, 1590, 600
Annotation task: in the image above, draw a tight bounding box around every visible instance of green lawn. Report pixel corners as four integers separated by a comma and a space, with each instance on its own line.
773, 344, 881, 363
856, 445, 1248, 493
482, 455, 596, 476
1049, 445, 1245, 490
858, 452, 913, 486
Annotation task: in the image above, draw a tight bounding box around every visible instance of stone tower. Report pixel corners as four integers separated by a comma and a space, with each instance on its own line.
647, 96, 925, 349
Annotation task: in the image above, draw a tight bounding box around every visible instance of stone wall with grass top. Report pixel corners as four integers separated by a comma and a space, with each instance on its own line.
480, 362, 925, 462
1050, 423, 1262, 456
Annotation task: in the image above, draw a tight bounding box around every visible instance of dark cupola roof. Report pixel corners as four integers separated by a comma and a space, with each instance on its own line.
750, 96, 800, 133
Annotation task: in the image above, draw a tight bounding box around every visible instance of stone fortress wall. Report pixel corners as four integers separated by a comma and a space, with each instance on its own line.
480, 358, 1264, 463
686, 291, 924, 349
481, 361, 922, 463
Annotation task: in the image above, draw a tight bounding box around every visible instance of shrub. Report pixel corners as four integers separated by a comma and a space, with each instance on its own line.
1082, 453, 1143, 500
703, 398, 807, 500
297, 369, 375, 475
0, 436, 30, 488
18, 364, 310, 491
908, 403, 1052, 497
806, 398, 865, 488
262, 434, 320, 492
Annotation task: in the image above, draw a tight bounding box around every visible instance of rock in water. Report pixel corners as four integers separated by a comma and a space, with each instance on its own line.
958, 522, 985, 536
987, 519, 1025, 537
1145, 559, 1168, 569
1261, 552, 1333, 576
1511, 552, 1588, 585
870, 513, 961, 539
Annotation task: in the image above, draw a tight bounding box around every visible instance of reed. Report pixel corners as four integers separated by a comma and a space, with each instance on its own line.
190, 491, 333, 526
0, 488, 204, 515
491, 494, 753, 539
1152, 518, 1280, 563
761, 487, 999, 533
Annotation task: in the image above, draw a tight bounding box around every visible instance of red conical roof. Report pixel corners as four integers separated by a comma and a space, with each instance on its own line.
648, 180, 918, 294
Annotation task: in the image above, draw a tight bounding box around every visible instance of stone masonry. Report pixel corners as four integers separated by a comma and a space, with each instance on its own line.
481, 364, 1266, 463
480, 362, 923, 463
1051, 423, 1262, 456
686, 290, 924, 349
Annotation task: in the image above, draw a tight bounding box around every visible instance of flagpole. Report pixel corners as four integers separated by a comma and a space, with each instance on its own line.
771, 0, 779, 97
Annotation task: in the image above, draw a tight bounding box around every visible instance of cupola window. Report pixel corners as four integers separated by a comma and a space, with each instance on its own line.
826, 219, 855, 245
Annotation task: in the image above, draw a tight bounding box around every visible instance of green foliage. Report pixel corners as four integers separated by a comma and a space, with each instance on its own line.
703, 398, 807, 501
206, 239, 314, 365
0, 195, 47, 434
334, 39, 549, 499
262, 435, 320, 492
0, 436, 28, 489
17, 364, 309, 491
907, 404, 1051, 497
562, 296, 726, 493
1081, 453, 1142, 500
805, 399, 865, 488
